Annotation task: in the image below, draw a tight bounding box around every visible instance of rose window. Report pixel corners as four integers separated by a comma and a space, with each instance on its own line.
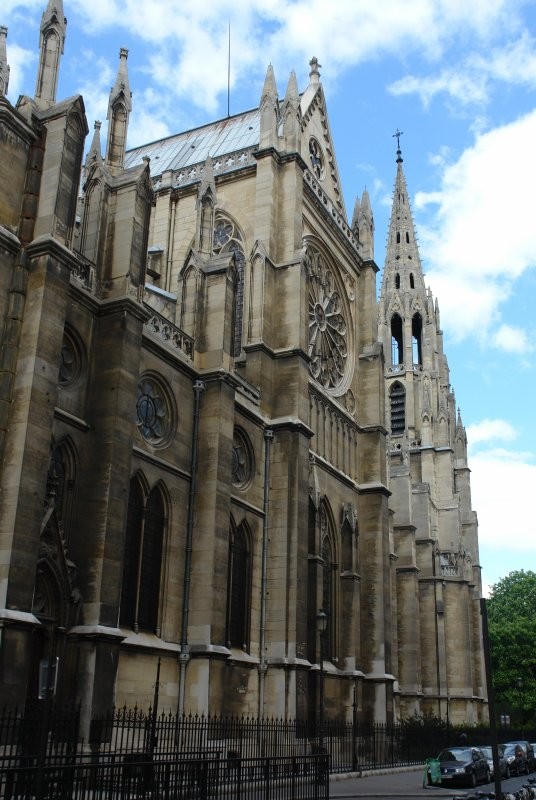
307, 250, 348, 391
136, 377, 173, 446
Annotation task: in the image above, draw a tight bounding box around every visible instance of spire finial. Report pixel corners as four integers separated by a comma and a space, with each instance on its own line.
309, 56, 321, 84
393, 129, 404, 162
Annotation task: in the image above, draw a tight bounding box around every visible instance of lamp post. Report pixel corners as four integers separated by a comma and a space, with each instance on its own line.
316, 609, 328, 747
516, 677, 524, 736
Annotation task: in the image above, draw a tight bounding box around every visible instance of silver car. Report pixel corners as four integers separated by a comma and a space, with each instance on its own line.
478, 744, 510, 779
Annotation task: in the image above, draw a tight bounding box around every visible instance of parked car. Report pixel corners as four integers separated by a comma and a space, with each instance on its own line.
502, 742, 532, 775
478, 744, 510, 779
430, 746, 491, 787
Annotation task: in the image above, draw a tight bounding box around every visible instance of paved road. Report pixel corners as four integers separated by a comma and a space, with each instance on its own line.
329, 765, 535, 798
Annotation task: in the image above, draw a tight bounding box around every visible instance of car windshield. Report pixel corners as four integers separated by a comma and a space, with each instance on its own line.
480, 747, 492, 758
438, 748, 471, 762
503, 745, 517, 756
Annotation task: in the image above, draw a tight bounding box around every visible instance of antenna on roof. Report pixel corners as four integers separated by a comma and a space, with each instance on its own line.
227, 19, 231, 118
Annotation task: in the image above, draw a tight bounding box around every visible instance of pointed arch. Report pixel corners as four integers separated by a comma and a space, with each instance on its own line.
412, 312, 423, 366
120, 474, 166, 633
391, 313, 403, 366
390, 381, 406, 435
226, 516, 251, 650
319, 500, 338, 661
212, 213, 246, 357
49, 436, 78, 544
180, 260, 201, 337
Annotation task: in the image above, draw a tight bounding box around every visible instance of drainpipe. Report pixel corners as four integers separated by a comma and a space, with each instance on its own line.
258, 428, 273, 721
178, 378, 205, 715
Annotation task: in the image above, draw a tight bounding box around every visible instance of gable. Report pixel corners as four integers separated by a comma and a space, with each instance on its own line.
300, 83, 345, 216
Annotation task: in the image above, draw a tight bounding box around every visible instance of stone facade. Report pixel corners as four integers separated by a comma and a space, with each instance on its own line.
0, 2, 487, 732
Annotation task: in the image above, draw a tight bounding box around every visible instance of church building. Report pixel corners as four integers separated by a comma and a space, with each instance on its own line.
0, 1, 487, 735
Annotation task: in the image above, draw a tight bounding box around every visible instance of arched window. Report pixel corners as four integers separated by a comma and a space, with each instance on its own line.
212, 215, 246, 357
47, 439, 77, 544
322, 535, 335, 660
391, 313, 403, 365
412, 312, 423, 365
396, 232, 401, 244
390, 382, 406, 434
120, 478, 165, 633
395, 273, 400, 289
406, 232, 410, 244
409, 273, 414, 289
227, 519, 251, 650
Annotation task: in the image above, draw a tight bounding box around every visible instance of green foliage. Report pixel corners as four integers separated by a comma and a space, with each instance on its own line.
487, 570, 536, 725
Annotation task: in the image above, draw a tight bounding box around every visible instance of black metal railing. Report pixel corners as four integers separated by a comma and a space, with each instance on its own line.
2, 703, 533, 797
0, 753, 330, 800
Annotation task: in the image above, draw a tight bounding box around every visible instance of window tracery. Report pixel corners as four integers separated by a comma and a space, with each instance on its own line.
306, 246, 349, 393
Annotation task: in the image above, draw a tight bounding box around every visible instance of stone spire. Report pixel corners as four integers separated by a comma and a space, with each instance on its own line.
105, 47, 132, 171
86, 120, 103, 166
280, 70, 300, 150
259, 63, 278, 148
34, 0, 67, 108
380, 134, 425, 301
0, 26, 10, 96
352, 187, 374, 261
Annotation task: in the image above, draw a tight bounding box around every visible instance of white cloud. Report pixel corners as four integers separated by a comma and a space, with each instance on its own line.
3, 43, 36, 101
5, 0, 528, 113
470, 451, 536, 574
466, 419, 517, 446
388, 31, 536, 108
492, 323, 534, 354
418, 111, 536, 343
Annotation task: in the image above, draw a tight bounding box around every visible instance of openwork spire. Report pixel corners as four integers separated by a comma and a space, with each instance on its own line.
381, 134, 425, 299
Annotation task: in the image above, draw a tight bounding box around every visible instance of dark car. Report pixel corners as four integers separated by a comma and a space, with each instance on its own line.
432, 746, 490, 787
503, 742, 532, 775
478, 744, 510, 779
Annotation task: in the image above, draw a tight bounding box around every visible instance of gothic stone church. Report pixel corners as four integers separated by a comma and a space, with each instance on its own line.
0, 3, 487, 733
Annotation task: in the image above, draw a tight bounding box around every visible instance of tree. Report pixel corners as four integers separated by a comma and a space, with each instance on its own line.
487, 570, 536, 726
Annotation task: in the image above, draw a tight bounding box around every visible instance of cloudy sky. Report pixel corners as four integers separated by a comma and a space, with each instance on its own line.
4, 0, 535, 594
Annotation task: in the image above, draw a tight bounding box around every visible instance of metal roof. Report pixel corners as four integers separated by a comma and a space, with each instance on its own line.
124, 108, 260, 179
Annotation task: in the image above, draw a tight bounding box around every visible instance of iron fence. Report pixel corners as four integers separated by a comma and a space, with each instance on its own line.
1, 753, 329, 800
2, 703, 533, 796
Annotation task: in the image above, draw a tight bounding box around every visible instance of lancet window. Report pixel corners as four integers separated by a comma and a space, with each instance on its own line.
212, 215, 245, 357
120, 477, 166, 634
412, 312, 423, 366
391, 313, 403, 365
226, 519, 251, 650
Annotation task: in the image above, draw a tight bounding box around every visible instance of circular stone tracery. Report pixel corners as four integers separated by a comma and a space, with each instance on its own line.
136, 376, 174, 447
307, 247, 349, 393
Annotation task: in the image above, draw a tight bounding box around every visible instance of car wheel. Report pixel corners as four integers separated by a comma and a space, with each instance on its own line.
485, 767, 491, 784
469, 770, 477, 788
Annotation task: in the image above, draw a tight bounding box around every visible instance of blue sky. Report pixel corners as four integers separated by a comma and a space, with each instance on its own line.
4, 0, 536, 594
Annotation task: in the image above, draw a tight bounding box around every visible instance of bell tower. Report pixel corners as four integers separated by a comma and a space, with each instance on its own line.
379, 136, 486, 725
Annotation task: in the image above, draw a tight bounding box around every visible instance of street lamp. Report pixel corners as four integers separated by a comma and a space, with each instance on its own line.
316, 609, 328, 746
516, 677, 524, 735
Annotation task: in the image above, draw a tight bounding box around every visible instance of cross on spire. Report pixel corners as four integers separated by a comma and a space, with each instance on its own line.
392, 129, 404, 150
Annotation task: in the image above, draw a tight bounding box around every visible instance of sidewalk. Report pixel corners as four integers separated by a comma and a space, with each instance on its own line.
329, 765, 456, 798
